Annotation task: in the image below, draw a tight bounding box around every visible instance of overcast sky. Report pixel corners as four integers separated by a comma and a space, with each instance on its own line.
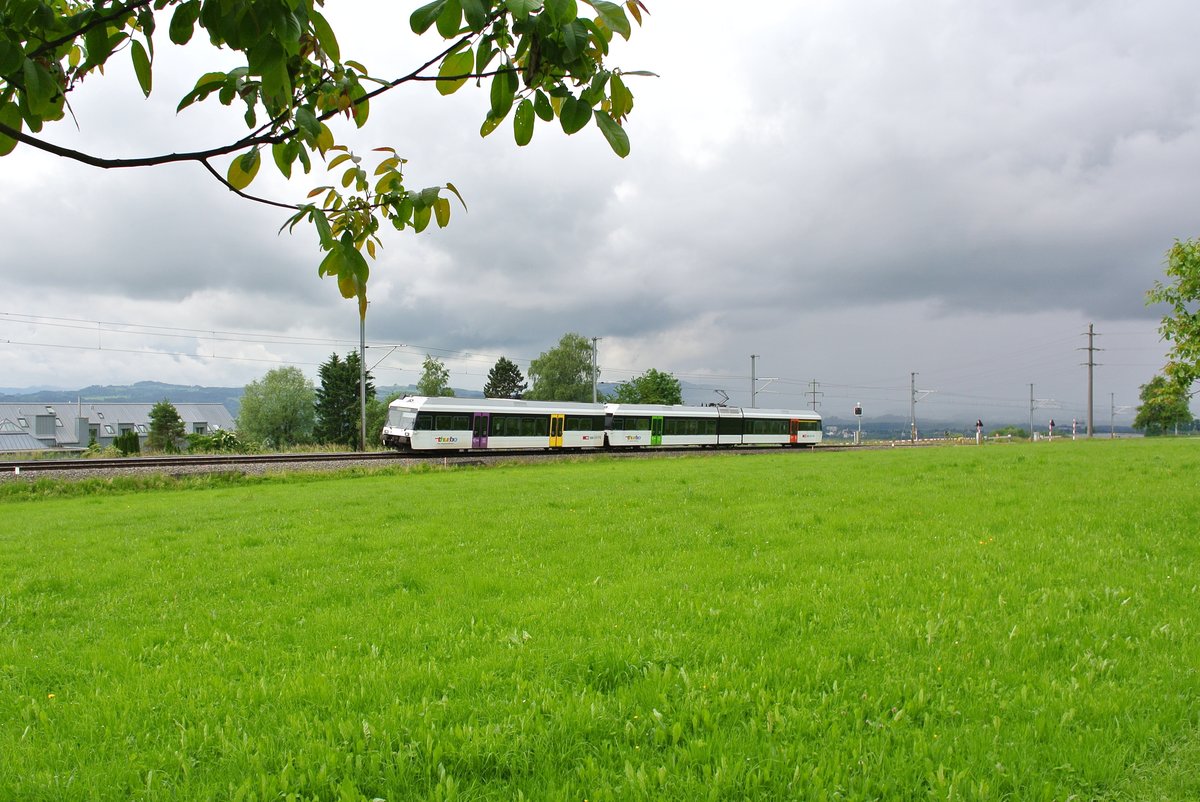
3, 0, 1198, 426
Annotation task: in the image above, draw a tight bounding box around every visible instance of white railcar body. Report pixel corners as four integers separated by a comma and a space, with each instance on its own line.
383, 396, 606, 451
384, 397, 822, 451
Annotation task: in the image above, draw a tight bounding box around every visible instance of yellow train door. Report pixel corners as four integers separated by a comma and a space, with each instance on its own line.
549, 414, 565, 448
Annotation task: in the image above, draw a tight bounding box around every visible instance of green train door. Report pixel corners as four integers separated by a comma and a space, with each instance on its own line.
549, 414, 565, 448
651, 416, 663, 446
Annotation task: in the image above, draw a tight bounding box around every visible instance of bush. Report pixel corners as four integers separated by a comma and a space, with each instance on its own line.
112, 430, 141, 456
187, 429, 246, 453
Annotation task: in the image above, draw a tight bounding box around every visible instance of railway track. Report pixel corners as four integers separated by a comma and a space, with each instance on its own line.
0, 443, 857, 477
0, 450, 407, 475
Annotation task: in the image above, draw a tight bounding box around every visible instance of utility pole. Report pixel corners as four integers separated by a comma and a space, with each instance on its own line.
750, 354, 758, 408
909, 374, 935, 442
1110, 393, 1132, 439
910, 372, 918, 442
359, 312, 367, 452
591, 336, 602, 403
806, 379, 823, 412
1078, 324, 1101, 437
1028, 383, 1060, 439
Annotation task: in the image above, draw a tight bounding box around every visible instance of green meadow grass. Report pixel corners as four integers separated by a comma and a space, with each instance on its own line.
1, 440, 1197, 801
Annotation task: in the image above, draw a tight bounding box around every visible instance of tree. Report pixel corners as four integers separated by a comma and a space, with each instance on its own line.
1133, 375, 1193, 436
0, 2, 651, 333
610, 367, 681, 404
484, 356, 527, 398
1147, 238, 1200, 393
147, 398, 186, 452
112, 429, 140, 456
526, 332, 594, 402
416, 354, 454, 397
314, 351, 375, 448
238, 366, 316, 448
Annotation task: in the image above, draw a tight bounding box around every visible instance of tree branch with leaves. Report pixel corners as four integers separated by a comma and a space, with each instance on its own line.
1148, 238, 1200, 395
0, 0, 651, 324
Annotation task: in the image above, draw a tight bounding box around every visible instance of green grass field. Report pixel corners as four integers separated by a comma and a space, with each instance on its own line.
2, 440, 1198, 801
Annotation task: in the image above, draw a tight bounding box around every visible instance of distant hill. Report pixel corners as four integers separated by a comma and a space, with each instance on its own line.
0, 381, 245, 415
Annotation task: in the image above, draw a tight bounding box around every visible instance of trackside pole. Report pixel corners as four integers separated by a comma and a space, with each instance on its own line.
976, 419, 983, 445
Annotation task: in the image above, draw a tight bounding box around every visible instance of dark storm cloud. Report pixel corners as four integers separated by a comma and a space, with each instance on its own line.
3, 0, 1197, 416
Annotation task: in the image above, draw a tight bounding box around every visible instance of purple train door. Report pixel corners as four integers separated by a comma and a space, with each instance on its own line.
472, 413, 489, 449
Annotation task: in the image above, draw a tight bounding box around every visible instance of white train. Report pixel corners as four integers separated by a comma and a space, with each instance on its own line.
382, 396, 822, 451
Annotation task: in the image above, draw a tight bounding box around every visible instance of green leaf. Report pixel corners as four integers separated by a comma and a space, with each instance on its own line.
505, 0, 544, 17
490, 67, 518, 120
130, 40, 152, 97
434, 196, 451, 228
21, 58, 59, 118
295, 106, 320, 138
410, 0, 448, 34
584, 0, 631, 39
413, 204, 432, 233
0, 102, 22, 157
445, 181, 468, 211
561, 19, 582, 57
436, 0, 462, 38
513, 98, 535, 146
341, 234, 370, 284
316, 123, 334, 154
545, 0, 578, 25
312, 209, 334, 248
168, 1, 199, 45
559, 95, 592, 135
227, 148, 261, 190
609, 73, 631, 118
533, 89, 554, 121
461, 0, 487, 31
271, 141, 293, 179
594, 111, 629, 157
479, 113, 503, 137
349, 83, 369, 128
337, 271, 358, 299
318, 245, 344, 278
437, 49, 475, 96
310, 10, 340, 62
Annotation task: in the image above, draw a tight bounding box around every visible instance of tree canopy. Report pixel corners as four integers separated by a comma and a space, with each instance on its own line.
416, 354, 454, 397
525, 332, 593, 401
147, 398, 186, 451
483, 356, 527, 398
609, 367, 680, 404
0, 1, 651, 321
1133, 374, 1194, 436
238, 366, 316, 447
314, 351, 374, 448
1148, 238, 1200, 393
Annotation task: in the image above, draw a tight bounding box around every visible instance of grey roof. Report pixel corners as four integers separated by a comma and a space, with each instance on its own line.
0, 402, 236, 448
0, 419, 52, 452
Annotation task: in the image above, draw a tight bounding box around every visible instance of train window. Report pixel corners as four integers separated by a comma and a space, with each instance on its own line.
718, 417, 743, 436
748, 419, 789, 435
414, 414, 434, 431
